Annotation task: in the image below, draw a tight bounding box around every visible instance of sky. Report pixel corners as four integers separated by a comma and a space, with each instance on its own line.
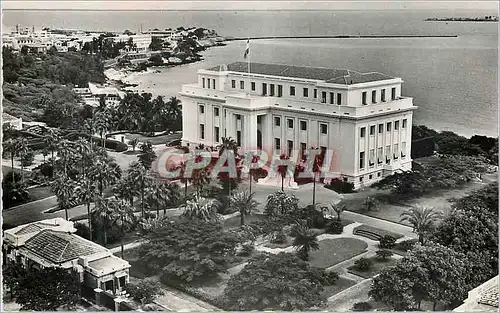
2, 0, 499, 11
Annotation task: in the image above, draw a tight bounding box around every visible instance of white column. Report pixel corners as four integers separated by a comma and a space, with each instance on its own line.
246, 114, 258, 149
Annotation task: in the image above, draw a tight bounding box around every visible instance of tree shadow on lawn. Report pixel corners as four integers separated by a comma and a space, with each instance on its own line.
347, 257, 399, 279
222, 213, 268, 229
308, 238, 368, 269
322, 277, 357, 298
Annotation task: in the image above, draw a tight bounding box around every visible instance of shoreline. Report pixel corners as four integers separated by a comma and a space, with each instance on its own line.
226, 35, 459, 41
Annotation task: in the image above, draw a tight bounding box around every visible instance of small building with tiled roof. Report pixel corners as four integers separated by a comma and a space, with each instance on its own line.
3, 218, 130, 297
180, 61, 417, 189
2, 112, 23, 130
454, 275, 499, 312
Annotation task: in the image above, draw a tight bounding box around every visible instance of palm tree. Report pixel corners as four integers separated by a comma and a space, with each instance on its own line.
230, 191, 258, 226
52, 174, 77, 221
400, 205, 443, 243
75, 178, 97, 241
93, 196, 115, 247
57, 139, 76, 176
18, 138, 29, 183
89, 158, 122, 196
277, 154, 290, 191
311, 150, 324, 206
363, 196, 378, 212
127, 161, 151, 217
330, 202, 346, 221
73, 138, 92, 178
112, 199, 135, 258
4, 138, 22, 183
94, 110, 111, 147
145, 180, 179, 217
292, 223, 320, 260
218, 137, 238, 156
191, 167, 211, 196
129, 138, 139, 152
114, 176, 139, 207
43, 128, 60, 169
180, 194, 220, 222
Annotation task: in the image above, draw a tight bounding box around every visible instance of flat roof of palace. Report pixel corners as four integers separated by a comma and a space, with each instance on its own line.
207, 62, 395, 85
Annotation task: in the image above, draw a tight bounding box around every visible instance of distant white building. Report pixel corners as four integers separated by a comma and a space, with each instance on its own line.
73, 82, 125, 107
180, 62, 417, 189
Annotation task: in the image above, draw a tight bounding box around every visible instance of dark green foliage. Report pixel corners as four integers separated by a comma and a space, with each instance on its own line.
264, 191, 299, 218
139, 220, 239, 283
239, 243, 255, 256
370, 243, 493, 310
20, 150, 35, 166
2, 171, 30, 208
325, 178, 355, 193
433, 183, 498, 274
124, 280, 164, 305
112, 93, 182, 133
148, 54, 164, 66
222, 253, 332, 310
291, 205, 327, 228
352, 302, 373, 311
398, 239, 418, 252
74, 222, 91, 239
354, 258, 373, 271
4, 263, 81, 311
375, 249, 394, 260
325, 219, 344, 234
149, 37, 164, 51
270, 228, 287, 244
412, 125, 438, 140
138, 141, 157, 169
379, 235, 396, 249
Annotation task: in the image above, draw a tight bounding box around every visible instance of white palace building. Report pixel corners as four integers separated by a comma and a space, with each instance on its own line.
180, 62, 417, 188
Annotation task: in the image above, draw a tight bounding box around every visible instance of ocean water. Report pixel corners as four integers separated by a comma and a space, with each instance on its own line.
3, 9, 498, 137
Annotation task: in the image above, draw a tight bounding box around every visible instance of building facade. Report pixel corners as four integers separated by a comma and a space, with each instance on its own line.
3, 218, 130, 296
180, 62, 417, 188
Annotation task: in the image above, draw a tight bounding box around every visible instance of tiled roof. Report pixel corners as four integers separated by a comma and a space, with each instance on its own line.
24, 230, 106, 264
478, 284, 499, 308
3, 112, 20, 122
207, 62, 395, 84
14, 224, 43, 235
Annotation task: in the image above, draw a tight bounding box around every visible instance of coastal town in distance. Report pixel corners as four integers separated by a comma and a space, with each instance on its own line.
1, 1, 499, 312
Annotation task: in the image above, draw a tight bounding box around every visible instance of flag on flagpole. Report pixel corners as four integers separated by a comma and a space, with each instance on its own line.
243, 39, 249, 59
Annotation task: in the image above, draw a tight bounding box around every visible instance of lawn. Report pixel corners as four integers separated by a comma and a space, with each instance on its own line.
322, 276, 357, 298
309, 238, 368, 269
347, 257, 399, 279
353, 224, 404, 240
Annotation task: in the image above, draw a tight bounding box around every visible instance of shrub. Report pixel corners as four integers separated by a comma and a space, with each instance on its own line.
34, 162, 54, 178
239, 243, 255, 256
398, 239, 418, 251
354, 258, 373, 271
309, 267, 339, 286
270, 229, 287, 244
352, 302, 372, 311
124, 280, 164, 305
379, 235, 396, 249
375, 249, 394, 261
326, 219, 344, 234
325, 178, 355, 193
20, 150, 35, 167
74, 222, 90, 240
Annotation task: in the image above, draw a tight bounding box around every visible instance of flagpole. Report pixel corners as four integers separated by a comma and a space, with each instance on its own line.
247, 38, 250, 75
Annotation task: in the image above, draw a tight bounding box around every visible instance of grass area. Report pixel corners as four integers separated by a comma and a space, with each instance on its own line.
353, 224, 404, 240
223, 213, 268, 229
347, 257, 399, 279
322, 277, 357, 298
309, 238, 368, 269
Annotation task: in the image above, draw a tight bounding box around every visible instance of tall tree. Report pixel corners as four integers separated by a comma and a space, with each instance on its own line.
230, 191, 258, 226
75, 177, 97, 241
138, 141, 157, 169
292, 223, 320, 260
88, 157, 121, 196
330, 202, 346, 221
112, 199, 135, 258
52, 173, 77, 220
127, 161, 151, 217
400, 205, 442, 243
93, 196, 115, 246
3, 138, 22, 183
